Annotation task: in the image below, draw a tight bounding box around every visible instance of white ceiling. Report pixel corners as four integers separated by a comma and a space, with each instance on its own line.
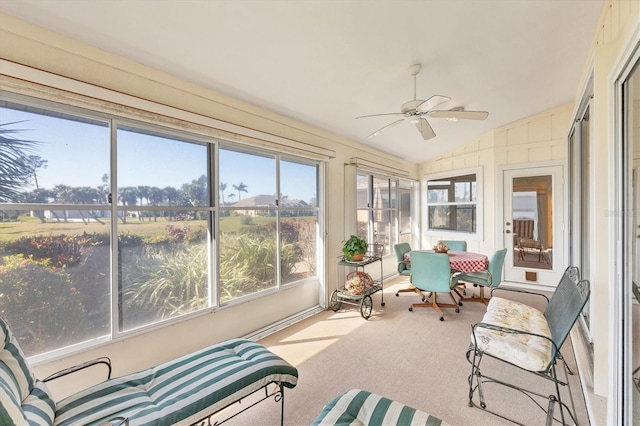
0, 0, 603, 163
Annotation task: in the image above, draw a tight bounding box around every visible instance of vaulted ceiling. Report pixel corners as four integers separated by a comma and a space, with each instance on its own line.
0, 0, 604, 163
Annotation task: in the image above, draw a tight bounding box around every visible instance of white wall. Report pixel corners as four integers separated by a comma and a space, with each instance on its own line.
418, 103, 572, 255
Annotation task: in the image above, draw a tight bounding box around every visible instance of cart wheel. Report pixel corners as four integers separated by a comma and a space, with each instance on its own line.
329, 290, 341, 312
439, 317, 444, 321
395, 292, 400, 297
360, 295, 373, 319
409, 307, 413, 312
380, 301, 385, 307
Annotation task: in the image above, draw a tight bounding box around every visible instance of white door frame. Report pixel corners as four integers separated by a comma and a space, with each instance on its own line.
497, 160, 567, 286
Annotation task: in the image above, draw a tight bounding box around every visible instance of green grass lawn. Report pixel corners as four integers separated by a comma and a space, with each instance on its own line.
0, 214, 312, 243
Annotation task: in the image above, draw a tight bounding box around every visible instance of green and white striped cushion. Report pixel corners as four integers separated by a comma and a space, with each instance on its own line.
311, 389, 447, 426
54, 338, 298, 426
0, 318, 55, 426
0, 318, 35, 402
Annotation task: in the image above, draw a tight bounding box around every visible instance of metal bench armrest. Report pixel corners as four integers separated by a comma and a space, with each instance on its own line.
44, 357, 112, 382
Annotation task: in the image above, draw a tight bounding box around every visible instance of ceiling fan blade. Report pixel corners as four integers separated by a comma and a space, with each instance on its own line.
415, 118, 436, 140
416, 95, 451, 113
356, 112, 405, 119
429, 110, 489, 120
366, 119, 404, 139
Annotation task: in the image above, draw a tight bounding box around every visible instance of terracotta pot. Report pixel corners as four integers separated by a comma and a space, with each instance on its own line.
350, 253, 364, 261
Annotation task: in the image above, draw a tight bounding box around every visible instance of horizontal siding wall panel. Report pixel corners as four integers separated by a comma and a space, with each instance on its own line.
528, 146, 553, 162
551, 142, 567, 160
506, 149, 529, 164
529, 116, 552, 142
506, 125, 529, 145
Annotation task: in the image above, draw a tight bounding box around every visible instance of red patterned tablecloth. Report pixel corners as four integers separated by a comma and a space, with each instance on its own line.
446, 250, 488, 272
405, 250, 489, 273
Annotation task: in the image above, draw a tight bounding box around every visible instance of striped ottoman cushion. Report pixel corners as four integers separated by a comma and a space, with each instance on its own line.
311, 389, 447, 426
54, 338, 298, 426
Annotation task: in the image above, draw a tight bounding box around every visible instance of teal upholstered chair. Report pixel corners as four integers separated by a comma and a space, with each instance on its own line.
441, 240, 467, 251
394, 243, 425, 300
451, 248, 507, 304
407, 251, 459, 321
394, 243, 412, 276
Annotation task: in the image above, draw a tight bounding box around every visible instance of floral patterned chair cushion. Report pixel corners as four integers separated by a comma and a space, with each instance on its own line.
473, 297, 552, 372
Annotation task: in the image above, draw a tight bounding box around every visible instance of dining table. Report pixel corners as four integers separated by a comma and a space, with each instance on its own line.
404, 250, 489, 273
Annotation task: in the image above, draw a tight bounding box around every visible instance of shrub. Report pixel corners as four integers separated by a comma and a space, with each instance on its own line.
4, 233, 104, 268
0, 255, 87, 356
120, 243, 208, 329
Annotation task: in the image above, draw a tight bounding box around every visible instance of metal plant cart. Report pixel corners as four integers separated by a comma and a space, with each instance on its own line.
331, 243, 385, 319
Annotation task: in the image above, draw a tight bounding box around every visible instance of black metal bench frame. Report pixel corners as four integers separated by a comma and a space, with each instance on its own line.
466, 266, 590, 425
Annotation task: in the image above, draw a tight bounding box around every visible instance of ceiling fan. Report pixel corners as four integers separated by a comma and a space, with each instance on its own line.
356, 64, 489, 141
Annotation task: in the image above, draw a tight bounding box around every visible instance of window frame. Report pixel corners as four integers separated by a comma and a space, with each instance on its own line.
423, 167, 483, 240
356, 171, 416, 256
0, 90, 323, 361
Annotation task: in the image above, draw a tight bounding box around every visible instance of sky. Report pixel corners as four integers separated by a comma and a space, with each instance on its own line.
1, 105, 317, 202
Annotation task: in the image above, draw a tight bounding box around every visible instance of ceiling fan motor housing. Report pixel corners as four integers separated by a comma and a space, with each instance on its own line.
400, 100, 424, 114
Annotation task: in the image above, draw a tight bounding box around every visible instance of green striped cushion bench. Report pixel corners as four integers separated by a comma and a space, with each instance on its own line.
0, 313, 297, 426
311, 389, 447, 426
53, 338, 298, 425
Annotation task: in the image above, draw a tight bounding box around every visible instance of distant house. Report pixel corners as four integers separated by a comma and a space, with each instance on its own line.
230, 195, 310, 217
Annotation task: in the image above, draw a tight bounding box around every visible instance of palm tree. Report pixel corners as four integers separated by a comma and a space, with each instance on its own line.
0, 122, 40, 202
233, 182, 248, 200
219, 182, 227, 206
227, 193, 236, 204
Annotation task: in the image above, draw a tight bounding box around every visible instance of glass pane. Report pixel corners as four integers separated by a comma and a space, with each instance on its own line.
356, 209, 369, 241
280, 215, 317, 284
280, 160, 317, 207
356, 174, 369, 209
428, 205, 476, 232
373, 210, 395, 256
117, 126, 209, 208
219, 149, 275, 205
0, 102, 110, 204
427, 174, 475, 203
399, 183, 411, 241
623, 57, 640, 422
0, 208, 111, 357
118, 211, 210, 331
219, 212, 277, 302
390, 180, 398, 209
372, 177, 390, 209
511, 175, 552, 270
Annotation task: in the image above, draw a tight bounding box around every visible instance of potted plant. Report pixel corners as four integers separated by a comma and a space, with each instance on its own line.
342, 235, 368, 261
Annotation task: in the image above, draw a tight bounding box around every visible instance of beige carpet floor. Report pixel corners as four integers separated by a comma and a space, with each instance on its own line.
211, 275, 589, 425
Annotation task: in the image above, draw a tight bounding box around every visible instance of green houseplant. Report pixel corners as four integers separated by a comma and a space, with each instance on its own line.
342, 235, 368, 261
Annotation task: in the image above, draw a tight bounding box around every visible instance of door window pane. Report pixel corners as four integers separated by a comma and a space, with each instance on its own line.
511, 175, 552, 270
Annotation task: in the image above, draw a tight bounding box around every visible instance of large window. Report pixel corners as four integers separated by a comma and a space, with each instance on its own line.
426, 170, 480, 235
357, 173, 414, 255
0, 93, 320, 358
